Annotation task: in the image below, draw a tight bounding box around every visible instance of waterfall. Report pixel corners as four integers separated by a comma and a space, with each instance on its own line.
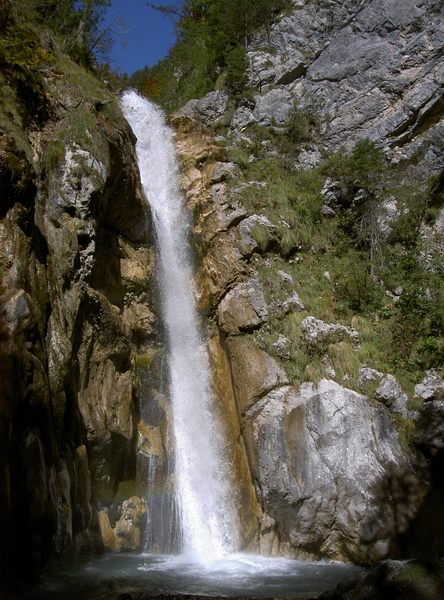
121, 91, 238, 560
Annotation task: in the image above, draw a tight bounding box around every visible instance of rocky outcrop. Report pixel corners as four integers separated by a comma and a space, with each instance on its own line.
415, 370, 444, 402
301, 316, 361, 351
375, 375, 411, 418
99, 496, 147, 552
244, 380, 427, 563
0, 55, 156, 578
218, 279, 268, 334
226, 337, 289, 416
181, 0, 443, 174
173, 110, 434, 565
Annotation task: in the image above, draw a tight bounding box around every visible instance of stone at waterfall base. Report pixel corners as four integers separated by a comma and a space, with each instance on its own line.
320, 560, 444, 600
98, 496, 147, 552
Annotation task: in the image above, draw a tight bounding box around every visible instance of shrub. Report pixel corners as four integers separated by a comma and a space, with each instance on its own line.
332, 249, 384, 312
284, 104, 318, 147
225, 45, 247, 95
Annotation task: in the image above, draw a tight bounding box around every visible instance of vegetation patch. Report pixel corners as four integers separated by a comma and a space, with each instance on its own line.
223, 117, 443, 394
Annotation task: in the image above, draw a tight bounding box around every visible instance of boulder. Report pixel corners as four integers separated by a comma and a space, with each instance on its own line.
174, 90, 229, 128
375, 375, 410, 417
245, 380, 427, 563
209, 161, 238, 183
271, 335, 292, 360
279, 291, 305, 315
226, 337, 288, 415
234, 214, 277, 256
359, 366, 384, 387
218, 279, 268, 334
415, 370, 444, 402
100, 496, 147, 552
114, 496, 147, 552
301, 316, 361, 350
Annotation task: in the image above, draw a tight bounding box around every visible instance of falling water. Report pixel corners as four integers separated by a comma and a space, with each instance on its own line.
121, 90, 238, 560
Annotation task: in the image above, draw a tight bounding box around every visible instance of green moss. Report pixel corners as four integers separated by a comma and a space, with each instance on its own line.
135, 352, 156, 369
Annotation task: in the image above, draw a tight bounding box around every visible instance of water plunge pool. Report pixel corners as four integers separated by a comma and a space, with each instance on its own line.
28, 553, 362, 599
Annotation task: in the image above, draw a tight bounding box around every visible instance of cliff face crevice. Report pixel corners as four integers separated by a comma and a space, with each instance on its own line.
0, 53, 157, 582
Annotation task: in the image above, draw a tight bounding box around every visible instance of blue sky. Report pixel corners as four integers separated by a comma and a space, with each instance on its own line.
104, 1, 180, 75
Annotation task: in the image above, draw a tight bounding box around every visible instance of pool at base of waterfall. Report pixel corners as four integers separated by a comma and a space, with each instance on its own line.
27, 553, 363, 600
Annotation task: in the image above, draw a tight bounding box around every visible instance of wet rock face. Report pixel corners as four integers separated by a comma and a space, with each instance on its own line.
99, 496, 147, 552
0, 57, 155, 577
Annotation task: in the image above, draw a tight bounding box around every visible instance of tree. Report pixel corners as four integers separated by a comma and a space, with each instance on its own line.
31, 0, 111, 64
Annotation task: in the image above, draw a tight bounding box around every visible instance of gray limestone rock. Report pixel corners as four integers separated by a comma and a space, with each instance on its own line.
375, 375, 410, 417
271, 335, 292, 360
218, 279, 268, 334
296, 147, 322, 170
246, 380, 427, 563
252, 88, 294, 126
415, 370, 444, 402
234, 214, 277, 256
232, 0, 444, 155
210, 161, 238, 183
301, 316, 361, 350
359, 366, 384, 387
174, 90, 229, 127
280, 291, 306, 315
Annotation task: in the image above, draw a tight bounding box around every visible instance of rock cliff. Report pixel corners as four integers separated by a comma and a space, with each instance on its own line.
172, 0, 443, 565
0, 51, 156, 581
1, 0, 443, 584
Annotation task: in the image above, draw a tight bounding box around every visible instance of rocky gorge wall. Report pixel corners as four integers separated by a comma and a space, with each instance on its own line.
172, 0, 444, 564
172, 121, 434, 563
0, 0, 443, 585
0, 53, 157, 582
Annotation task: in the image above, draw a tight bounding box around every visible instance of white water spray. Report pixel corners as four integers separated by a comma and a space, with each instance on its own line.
121, 91, 238, 560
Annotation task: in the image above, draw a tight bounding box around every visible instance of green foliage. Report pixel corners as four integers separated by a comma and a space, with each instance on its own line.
323, 139, 387, 197
30, 0, 111, 65
390, 268, 444, 371
251, 223, 272, 252
392, 414, 417, 449
43, 140, 65, 171
225, 121, 443, 389
285, 104, 318, 147
332, 249, 384, 312
0, 11, 53, 124
225, 46, 248, 95
131, 0, 292, 109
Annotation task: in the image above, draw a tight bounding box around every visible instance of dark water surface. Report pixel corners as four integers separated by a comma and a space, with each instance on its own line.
27, 553, 363, 599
